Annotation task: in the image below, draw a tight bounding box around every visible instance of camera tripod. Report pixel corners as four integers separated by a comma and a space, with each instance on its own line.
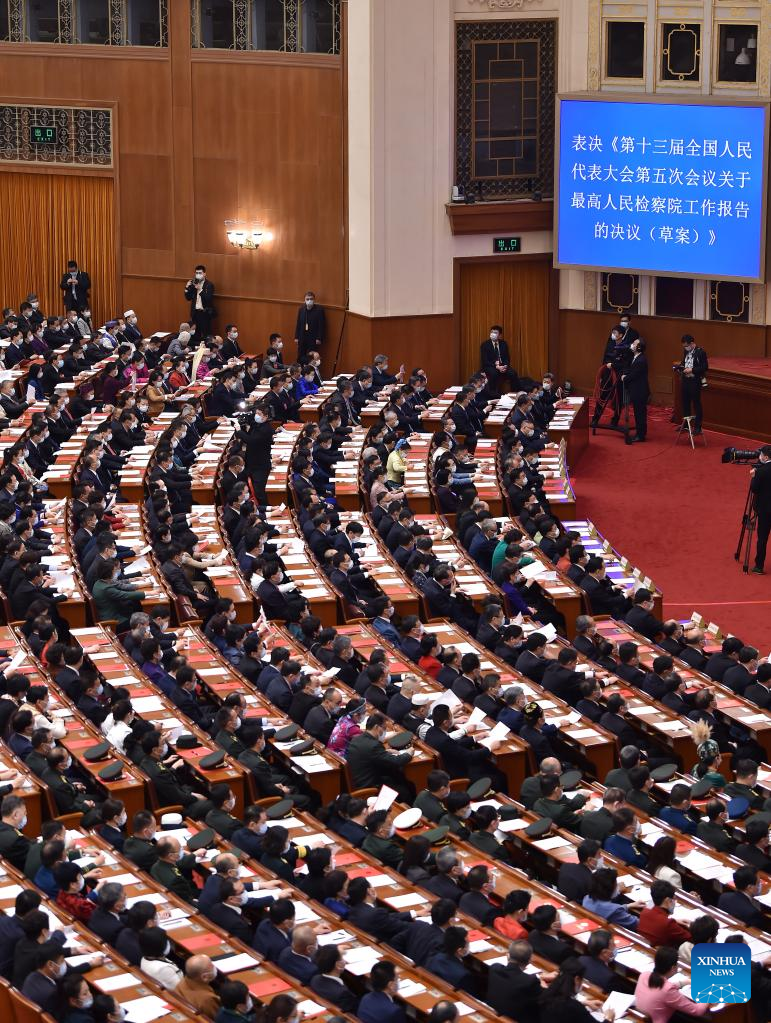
735, 483, 757, 573
590, 366, 633, 444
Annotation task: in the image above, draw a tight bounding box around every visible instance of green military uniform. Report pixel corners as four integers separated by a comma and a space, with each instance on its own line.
414, 790, 446, 823
468, 829, 509, 862
26, 751, 48, 779
696, 820, 735, 854
604, 767, 632, 792
579, 808, 615, 843
532, 796, 582, 832
361, 833, 403, 869
215, 730, 245, 758
139, 756, 198, 809
626, 789, 658, 814
151, 857, 198, 903
123, 836, 159, 873
41, 768, 92, 815
205, 808, 242, 841
438, 812, 470, 839
724, 781, 765, 811
237, 749, 285, 798
0, 821, 30, 871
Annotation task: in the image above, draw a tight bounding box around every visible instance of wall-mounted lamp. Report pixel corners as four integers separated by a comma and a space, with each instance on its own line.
225, 219, 271, 249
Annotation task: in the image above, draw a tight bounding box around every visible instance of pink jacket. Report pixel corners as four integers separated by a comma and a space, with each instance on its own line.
634, 973, 710, 1023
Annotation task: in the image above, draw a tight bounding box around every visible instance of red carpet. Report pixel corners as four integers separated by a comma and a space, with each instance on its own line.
571, 408, 771, 651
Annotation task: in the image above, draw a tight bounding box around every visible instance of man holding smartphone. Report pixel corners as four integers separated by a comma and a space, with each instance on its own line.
59, 260, 91, 313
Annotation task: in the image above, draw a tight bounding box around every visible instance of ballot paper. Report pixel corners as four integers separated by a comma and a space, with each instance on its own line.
94, 973, 138, 992
65, 954, 95, 968
385, 892, 428, 909
533, 836, 571, 851
614, 948, 653, 972
123, 995, 172, 1023
215, 953, 260, 973
602, 993, 637, 1018
497, 818, 530, 833
125, 891, 168, 908
539, 622, 558, 642
295, 1000, 326, 1018
398, 980, 426, 997
373, 785, 399, 812
107, 873, 140, 886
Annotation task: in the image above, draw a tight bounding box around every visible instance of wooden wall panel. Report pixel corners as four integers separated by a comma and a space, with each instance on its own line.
344, 313, 456, 390
557, 309, 769, 404
119, 154, 174, 252
0, 43, 344, 333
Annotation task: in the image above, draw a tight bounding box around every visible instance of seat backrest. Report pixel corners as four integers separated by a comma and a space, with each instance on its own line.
9, 986, 47, 1023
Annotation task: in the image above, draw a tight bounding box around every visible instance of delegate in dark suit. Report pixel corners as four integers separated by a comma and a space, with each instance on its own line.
752, 457, 771, 573
622, 347, 650, 442
206, 902, 255, 944
309, 974, 358, 1014
358, 990, 406, 1023
485, 962, 542, 1023
480, 335, 518, 396
60, 268, 91, 311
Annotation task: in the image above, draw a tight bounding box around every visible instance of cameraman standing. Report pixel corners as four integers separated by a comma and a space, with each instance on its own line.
676, 334, 709, 435
751, 445, 771, 574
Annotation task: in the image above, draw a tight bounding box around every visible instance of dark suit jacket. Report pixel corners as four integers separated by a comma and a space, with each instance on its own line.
88, 908, 125, 945
309, 974, 358, 1013
625, 604, 664, 640
346, 901, 411, 947
252, 920, 291, 960
60, 270, 91, 310
277, 947, 318, 983
486, 963, 542, 1023
515, 649, 549, 683
21, 970, 59, 1013
358, 991, 406, 1023
423, 724, 490, 779
207, 902, 255, 944
600, 711, 640, 749
717, 890, 764, 929
557, 861, 593, 903
480, 337, 513, 377
405, 920, 444, 965
623, 352, 649, 402
184, 278, 215, 318
529, 929, 573, 964
677, 346, 708, 382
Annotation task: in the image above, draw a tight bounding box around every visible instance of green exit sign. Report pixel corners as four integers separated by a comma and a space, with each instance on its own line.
493, 236, 521, 253
30, 125, 58, 145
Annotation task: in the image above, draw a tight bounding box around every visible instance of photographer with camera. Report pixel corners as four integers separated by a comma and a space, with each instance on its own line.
674, 334, 709, 435
751, 445, 771, 574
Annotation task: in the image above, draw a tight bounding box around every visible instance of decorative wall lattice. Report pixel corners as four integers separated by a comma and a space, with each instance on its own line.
0, 106, 112, 167
191, 0, 340, 54
0, 0, 167, 46
456, 18, 556, 199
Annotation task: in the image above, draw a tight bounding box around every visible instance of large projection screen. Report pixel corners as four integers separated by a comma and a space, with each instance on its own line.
554, 95, 769, 282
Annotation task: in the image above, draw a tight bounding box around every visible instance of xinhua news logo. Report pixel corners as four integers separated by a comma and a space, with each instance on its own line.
691, 943, 751, 1004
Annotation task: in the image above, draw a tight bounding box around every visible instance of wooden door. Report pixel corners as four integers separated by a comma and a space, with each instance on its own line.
456, 256, 551, 383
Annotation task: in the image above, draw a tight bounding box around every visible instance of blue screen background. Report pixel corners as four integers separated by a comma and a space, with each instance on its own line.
556, 99, 767, 280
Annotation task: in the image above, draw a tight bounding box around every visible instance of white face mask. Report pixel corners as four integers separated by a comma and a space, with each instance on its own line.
305, 298, 314, 308
195, 273, 204, 281
117, 811, 127, 826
